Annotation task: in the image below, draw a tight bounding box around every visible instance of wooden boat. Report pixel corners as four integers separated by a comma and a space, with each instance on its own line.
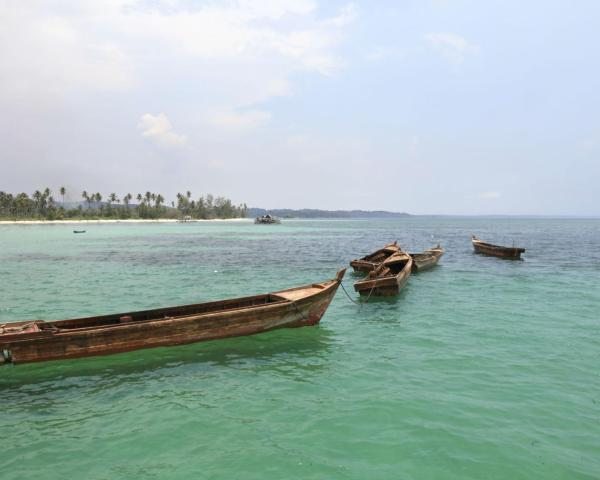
73, 230, 86, 234
353, 252, 412, 297
349, 241, 400, 273
409, 245, 445, 272
254, 214, 280, 224
471, 235, 525, 259
0, 269, 346, 365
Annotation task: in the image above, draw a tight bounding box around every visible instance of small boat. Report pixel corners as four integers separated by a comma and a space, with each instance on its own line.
0, 269, 346, 365
409, 245, 445, 272
255, 214, 280, 224
73, 230, 86, 234
471, 235, 525, 259
354, 252, 412, 297
349, 241, 400, 273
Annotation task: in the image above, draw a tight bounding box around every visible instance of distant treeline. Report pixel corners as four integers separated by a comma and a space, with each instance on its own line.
0, 188, 247, 220
248, 208, 410, 219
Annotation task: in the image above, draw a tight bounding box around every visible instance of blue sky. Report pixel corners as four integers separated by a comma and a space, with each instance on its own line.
1, 0, 598, 214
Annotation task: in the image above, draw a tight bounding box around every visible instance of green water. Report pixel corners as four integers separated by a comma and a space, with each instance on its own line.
1, 219, 599, 479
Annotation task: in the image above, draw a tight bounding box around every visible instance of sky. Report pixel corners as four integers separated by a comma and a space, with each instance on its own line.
0, 0, 599, 215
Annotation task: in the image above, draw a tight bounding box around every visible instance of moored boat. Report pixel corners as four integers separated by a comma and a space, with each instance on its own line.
349, 241, 400, 273
353, 252, 412, 297
0, 269, 346, 365
409, 245, 445, 272
255, 214, 280, 224
471, 235, 525, 259
73, 230, 86, 234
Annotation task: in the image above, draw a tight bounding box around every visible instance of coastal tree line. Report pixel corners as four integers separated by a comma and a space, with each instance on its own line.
0, 188, 247, 220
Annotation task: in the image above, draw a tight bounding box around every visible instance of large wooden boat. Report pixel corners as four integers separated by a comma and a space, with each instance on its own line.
353, 252, 412, 297
350, 241, 400, 273
0, 269, 346, 366
471, 236, 525, 259
409, 245, 445, 272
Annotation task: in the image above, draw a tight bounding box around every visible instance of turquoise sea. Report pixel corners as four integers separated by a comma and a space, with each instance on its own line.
1, 218, 599, 479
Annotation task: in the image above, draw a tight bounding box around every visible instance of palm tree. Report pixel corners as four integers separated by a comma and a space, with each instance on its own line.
122, 193, 132, 218
60, 186, 66, 205
136, 193, 143, 218
82, 190, 89, 209
109, 193, 117, 205
33, 190, 42, 216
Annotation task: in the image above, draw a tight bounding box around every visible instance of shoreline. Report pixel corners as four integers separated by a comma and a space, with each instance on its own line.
0, 218, 251, 225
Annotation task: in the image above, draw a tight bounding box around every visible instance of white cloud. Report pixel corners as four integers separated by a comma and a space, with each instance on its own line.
0, 4, 132, 100
207, 109, 272, 131
324, 3, 358, 27
425, 32, 479, 64
478, 191, 501, 200
0, 1, 356, 128
139, 113, 187, 146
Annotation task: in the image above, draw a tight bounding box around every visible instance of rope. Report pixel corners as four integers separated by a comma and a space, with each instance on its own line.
340, 282, 360, 305
362, 284, 377, 304
340, 281, 377, 307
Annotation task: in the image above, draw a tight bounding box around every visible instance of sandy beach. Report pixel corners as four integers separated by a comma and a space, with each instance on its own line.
0, 218, 251, 225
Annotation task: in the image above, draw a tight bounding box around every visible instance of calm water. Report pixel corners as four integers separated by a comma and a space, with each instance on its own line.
1, 218, 599, 479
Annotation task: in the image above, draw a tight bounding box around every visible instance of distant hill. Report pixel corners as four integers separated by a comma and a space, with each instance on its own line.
248, 208, 410, 219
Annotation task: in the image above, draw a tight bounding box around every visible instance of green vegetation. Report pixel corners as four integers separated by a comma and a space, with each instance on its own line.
0, 188, 247, 220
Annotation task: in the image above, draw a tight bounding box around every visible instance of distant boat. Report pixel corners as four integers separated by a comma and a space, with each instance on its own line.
349, 241, 400, 273
255, 214, 280, 224
409, 245, 445, 272
471, 235, 525, 259
354, 252, 412, 297
73, 230, 86, 234
0, 269, 346, 365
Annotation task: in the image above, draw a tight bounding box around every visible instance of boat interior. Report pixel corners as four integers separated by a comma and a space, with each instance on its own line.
40, 294, 292, 331
369, 254, 410, 278
362, 245, 398, 262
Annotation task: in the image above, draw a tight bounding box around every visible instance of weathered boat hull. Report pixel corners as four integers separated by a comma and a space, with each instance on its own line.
472, 237, 525, 259
353, 256, 412, 297
350, 242, 400, 273
349, 259, 380, 273
409, 247, 445, 272
0, 270, 345, 365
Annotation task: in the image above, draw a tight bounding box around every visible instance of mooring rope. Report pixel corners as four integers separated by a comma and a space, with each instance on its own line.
363, 283, 377, 304
340, 282, 360, 305
340, 282, 377, 306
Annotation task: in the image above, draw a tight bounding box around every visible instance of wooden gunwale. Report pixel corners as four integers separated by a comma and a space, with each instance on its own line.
350, 242, 399, 273
471, 236, 525, 259
353, 254, 412, 296
1, 269, 345, 365
409, 246, 445, 272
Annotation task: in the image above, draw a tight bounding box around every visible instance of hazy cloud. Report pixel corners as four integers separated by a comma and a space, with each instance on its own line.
477, 191, 501, 200
324, 3, 358, 27
139, 113, 187, 146
207, 109, 272, 131
425, 32, 479, 64
364, 46, 401, 62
